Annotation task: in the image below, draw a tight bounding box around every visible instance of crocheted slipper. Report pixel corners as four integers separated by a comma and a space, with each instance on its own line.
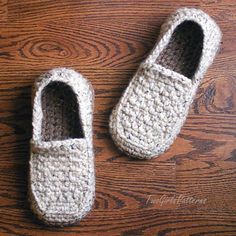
29, 68, 95, 226
110, 8, 222, 159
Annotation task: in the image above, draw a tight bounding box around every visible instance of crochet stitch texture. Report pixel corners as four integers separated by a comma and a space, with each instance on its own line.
110, 8, 222, 159
29, 68, 95, 226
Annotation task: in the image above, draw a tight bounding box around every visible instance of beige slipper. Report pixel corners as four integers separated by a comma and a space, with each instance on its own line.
110, 8, 222, 159
29, 68, 95, 226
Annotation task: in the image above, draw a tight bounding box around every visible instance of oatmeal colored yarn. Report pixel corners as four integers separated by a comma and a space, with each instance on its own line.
29, 68, 95, 226
109, 8, 222, 159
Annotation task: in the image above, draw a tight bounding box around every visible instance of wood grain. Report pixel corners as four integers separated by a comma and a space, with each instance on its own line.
0, 0, 236, 235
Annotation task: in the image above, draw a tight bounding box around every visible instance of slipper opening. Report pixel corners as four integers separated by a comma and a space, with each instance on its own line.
156, 20, 204, 79
41, 81, 84, 141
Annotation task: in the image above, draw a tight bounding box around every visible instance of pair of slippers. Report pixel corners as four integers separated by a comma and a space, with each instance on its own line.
29, 8, 222, 226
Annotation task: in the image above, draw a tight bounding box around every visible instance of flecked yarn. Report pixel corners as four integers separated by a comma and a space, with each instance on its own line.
29, 68, 95, 226
109, 8, 222, 159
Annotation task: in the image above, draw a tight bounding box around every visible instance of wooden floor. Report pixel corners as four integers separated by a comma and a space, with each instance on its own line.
0, 0, 236, 235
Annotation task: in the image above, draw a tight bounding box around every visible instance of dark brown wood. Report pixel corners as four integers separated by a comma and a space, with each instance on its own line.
0, 0, 236, 235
